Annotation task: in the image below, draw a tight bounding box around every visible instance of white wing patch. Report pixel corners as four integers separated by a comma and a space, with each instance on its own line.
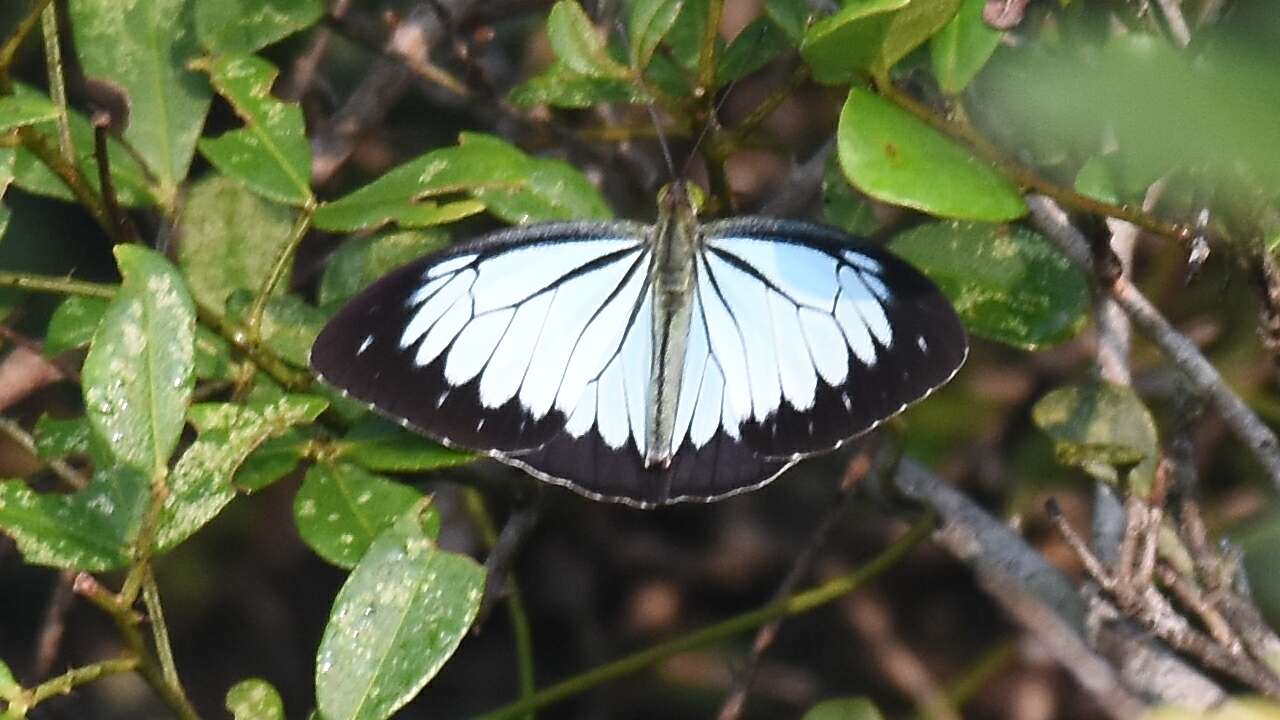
664, 237, 899, 455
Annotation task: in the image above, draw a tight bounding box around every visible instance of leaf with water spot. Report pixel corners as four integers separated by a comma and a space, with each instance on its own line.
155, 395, 329, 551
508, 62, 649, 109
1032, 382, 1159, 496
82, 245, 196, 476
225, 678, 286, 720
44, 296, 109, 357
234, 430, 307, 493
315, 502, 483, 720
338, 418, 472, 473
294, 463, 438, 569
67, 0, 211, 202
34, 415, 100, 463
0, 464, 149, 570
196, 0, 323, 54
178, 175, 298, 316
196, 54, 313, 206
890, 221, 1088, 349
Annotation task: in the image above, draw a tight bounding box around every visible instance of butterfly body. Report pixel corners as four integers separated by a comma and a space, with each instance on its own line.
311, 185, 967, 507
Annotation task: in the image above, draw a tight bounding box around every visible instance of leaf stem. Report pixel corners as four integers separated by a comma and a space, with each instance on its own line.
142, 570, 183, 689
39, 3, 74, 166
246, 203, 315, 348
874, 81, 1194, 245
17, 125, 127, 244
0, 0, 53, 94
0, 271, 116, 298
74, 573, 202, 720
6, 657, 139, 714
471, 514, 935, 720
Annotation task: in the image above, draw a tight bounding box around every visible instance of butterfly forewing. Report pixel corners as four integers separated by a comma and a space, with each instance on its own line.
312, 217, 966, 508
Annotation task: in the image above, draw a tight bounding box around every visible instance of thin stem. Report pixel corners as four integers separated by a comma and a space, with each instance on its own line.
0, 415, 85, 490
875, 82, 1194, 246
142, 570, 183, 689
93, 117, 142, 244
472, 514, 935, 720
726, 64, 811, 145
40, 3, 73, 165
9, 657, 139, 713
246, 203, 315, 347
463, 489, 537, 716
0, 271, 116, 298
18, 126, 125, 244
0, 0, 53, 93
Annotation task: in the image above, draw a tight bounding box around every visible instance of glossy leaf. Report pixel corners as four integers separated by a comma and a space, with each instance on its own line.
0, 94, 59, 131
10, 85, 155, 207
338, 418, 473, 473
716, 17, 792, 85
837, 87, 1025, 221
628, 0, 684, 70
233, 431, 306, 493
546, 0, 630, 79
44, 296, 109, 357
1032, 382, 1159, 496
315, 503, 483, 720
314, 133, 612, 232
318, 230, 447, 309
225, 678, 286, 720
196, 55, 313, 206
156, 395, 329, 551
876, 0, 962, 76
929, 0, 1001, 94
34, 415, 96, 462
765, 0, 811, 42
67, 0, 211, 201
664, 0, 710, 71
197, 0, 323, 54
178, 175, 297, 314
0, 465, 148, 570
803, 698, 885, 720
82, 246, 196, 475
509, 62, 649, 109
294, 463, 438, 569
891, 221, 1088, 349
799, 0, 908, 84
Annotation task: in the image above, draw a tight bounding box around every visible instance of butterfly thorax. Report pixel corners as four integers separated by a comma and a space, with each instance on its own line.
645, 181, 702, 470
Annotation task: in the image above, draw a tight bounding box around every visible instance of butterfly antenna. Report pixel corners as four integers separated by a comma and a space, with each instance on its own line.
679, 17, 770, 179
613, 17, 679, 181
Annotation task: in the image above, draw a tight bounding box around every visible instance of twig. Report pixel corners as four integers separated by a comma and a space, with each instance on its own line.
39, 2, 73, 166
1026, 194, 1280, 491
31, 570, 77, 679
471, 515, 936, 720
280, 0, 354, 101
91, 113, 141, 244
842, 591, 957, 720
716, 439, 890, 720
16, 126, 126, 244
4, 656, 138, 715
0, 347, 64, 414
245, 203, 315, 347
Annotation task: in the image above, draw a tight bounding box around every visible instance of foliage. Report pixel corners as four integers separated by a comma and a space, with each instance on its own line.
0, 0, 1278, 718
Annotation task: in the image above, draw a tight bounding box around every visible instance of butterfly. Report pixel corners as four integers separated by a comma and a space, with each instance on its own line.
311, 181, 967, 508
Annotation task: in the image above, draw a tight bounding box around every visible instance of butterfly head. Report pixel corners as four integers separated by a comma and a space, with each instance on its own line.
657, 180, 706, 219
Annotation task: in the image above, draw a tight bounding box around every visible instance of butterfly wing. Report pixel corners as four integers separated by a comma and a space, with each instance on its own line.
311, 221, 653, 455
675, 218, 968, 462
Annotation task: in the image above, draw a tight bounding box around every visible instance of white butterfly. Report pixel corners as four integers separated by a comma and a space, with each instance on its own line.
311, 182, 967, 507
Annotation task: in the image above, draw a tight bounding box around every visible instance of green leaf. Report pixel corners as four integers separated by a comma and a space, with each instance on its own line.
823, 157, 882, 235
225, 678, 286, 720
875, 0, 962, 76
547, 0, 630, 79
82, 246, 196, 475
233, 431, 306, 493
44, 296, 109, 357
338, 417, 473, 473
0, 464, 148, 570
0, 147, 13, 240
628, 0, 685, 70
929, 0, 1001, 94
0, 94, 59, 131
196, 0, 323, 54
665, 0, 710, 71
319, 230, 448, 309
765, 0, 811, 42
315, 503, 483, 720
10, 85, 156, 207
225, 291, 325, 368
837, 87, 1025, 221
314, 133, 612, 232
177, 175, 298, 315
1032, 382, 1159, 496
509, 62, 649, 109
715, 17, 792, 86
294, 463, 438, 569
195, 326, 234, 381
156, 395, 329, 551
0, 660, 17, 699
196, 54, 313, 206
890, 221, 1088, 349
799, 0, 909, 84
803, 698, 885, 720
67, 0, 212, 201
34, 415, 96, 462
